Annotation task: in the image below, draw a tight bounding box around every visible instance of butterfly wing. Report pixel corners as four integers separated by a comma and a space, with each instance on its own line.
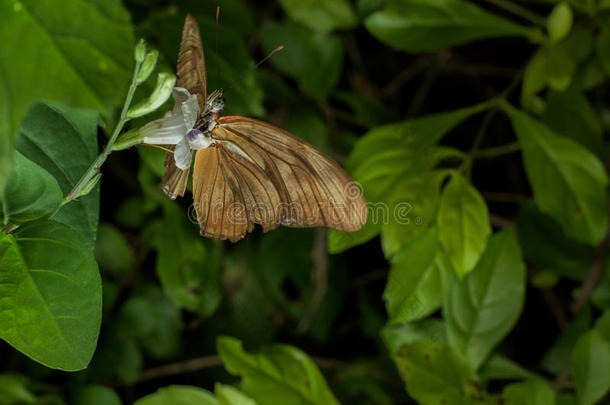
191, 117, 368, 241
162, 14, 207, 199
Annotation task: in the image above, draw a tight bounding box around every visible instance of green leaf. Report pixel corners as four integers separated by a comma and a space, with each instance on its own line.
95, 223, 133, 276
438, 172, 491, 277
134, 386, 218, 405
502, 379, 556, 405
479, 354, 539, 382
384, 227, 445, 324
521, 50, 547, 113
504, 104, 608, 245
0, 220, 101, 370
381, 318, 447, 355
217, 336, 340, 405
329, 104, 487, 254
445, 230, 525, 369
364, 0, 539, 53
1, 151, 62, 225
144, 201, 222, 317
597, 24, 610, 76
0, 0, 133, 192
260, 20, 343, 98
17, 102, 100, 247
546, 42, 576, 91
547, 2, 572, 44
279, 0, 357, 33
394, 341, 484, 405
571, 330, 610, 405
542, 308, 591, 375
75, 385, 122, 405
542, 85, 603, 153
0, 374, 36, 404
215, 384, 257, 405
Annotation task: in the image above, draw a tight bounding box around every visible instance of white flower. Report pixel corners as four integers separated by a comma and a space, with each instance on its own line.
138, 87, 213, 170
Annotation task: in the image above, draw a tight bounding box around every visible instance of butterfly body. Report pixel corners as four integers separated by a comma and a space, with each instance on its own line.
161, 14, 367, 242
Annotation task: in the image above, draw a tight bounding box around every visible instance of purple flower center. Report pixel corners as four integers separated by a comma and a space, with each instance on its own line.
187, 129, 203, 141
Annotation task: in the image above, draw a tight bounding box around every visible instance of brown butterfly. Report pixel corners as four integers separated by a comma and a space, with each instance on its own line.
158, 14, 367, 242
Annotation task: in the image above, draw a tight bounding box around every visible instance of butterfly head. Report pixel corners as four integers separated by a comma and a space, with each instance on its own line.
207, 89, 225, 113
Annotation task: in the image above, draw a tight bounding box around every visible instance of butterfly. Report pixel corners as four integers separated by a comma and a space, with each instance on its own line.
160, 14, 367, 242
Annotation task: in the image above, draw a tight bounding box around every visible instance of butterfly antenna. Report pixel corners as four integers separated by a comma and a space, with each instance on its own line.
215, 5, 220, 88
225, 45, 284, 90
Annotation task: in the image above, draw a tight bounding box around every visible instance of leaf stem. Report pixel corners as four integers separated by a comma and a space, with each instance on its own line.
472, 142, 521, 158
60, 59, 142, 207
481, 0, 547, 28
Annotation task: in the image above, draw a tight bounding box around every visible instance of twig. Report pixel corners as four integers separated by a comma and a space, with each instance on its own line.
296, 228, 328, 334
541, 288, 568, 330
489, 213, 517, 230
571, 231, 610, 313
472, 142, 521, 159
130, 355, 223, 385
481, 0, 547, 27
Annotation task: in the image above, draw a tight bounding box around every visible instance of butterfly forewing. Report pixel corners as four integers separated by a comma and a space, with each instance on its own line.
190, 117, 368, 241
162, 14, 207, 199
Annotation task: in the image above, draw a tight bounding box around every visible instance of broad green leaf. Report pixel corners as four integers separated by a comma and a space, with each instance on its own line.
0, 0, 133, 192
381, 318, 447, 355
329, 104, 487, 253
503, 379, 556, 405
384, 228, 445, 324
0, 374, 36, 404
144, 201, 222, 317
394, 341, 485, 405
138, 287, 181, 360
95, 223, 133, 276
547, 2, 572, 44
134, 386, 218, 405
364, 0, 539, 53
543, 85, 602, 153
279, 0, 357, 33
445, 230, 525, 369
505, 104, 608, 245
438, 172, 491, 277
593, 263, 610, 309
597, 24, 610, 76
215, 384, 257, 405
594, 310, 610, 342
542, 309, 591, 375
516, 203, 593, 281
1, 152, 62, 225
217, 336, 340, 405
260, 20, 343, 98
479, 354, 539, 382
75, 385, 122, 405
0, 220, 101, 370
571, 330, 610, 405
17, 102, 100, 247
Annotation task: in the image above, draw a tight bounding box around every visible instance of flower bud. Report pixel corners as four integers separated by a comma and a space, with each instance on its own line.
136, 49, 159, 84
135, 39, 147, 63
547, 2, 572, 44
127, 72, 177, 119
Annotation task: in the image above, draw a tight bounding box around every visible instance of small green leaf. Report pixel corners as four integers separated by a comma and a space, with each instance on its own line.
546, 43, 575, 91
0, 220, 101, 371
479, 354, 540, 382
0, 0, 133, 192
215, 384, 257, 405
503, 379, 556, 405
547, 2, 572, 44
381, 319, 447, 356
279, 0, 357, 33
134, 386, 218, 405
18, 102, 100, 247
0, 373, 36, 404
521, 50, 548, 113
364, 0, 539, 53
217, 336, 340, 405
571, 330, 610, 405
143, 201, 222, 316
445, 230, 525, 369
438, 172, 491, 277
95, 223, 133, 276
384, 227, 445, 324
597, 24, 610, 76
75, 385, 122, 405
542, 309, 591, 375
136, 49, 159, 85
260, 20, 343, 98
504, 104, 608, 245
1, 152, 62, 225
394, 341, 484, 405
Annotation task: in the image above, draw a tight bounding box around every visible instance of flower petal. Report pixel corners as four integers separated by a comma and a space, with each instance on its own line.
140, 110, 187, 145
187, 129, 215, 150
173, 137, 192, 170
181, 93, 200, 130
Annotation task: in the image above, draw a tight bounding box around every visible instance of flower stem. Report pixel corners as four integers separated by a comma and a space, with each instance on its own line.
481, 0, 547, 28
60, 59, 142, 207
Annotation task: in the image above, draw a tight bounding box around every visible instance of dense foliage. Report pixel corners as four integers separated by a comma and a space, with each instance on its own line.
1, 0, 610, 404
